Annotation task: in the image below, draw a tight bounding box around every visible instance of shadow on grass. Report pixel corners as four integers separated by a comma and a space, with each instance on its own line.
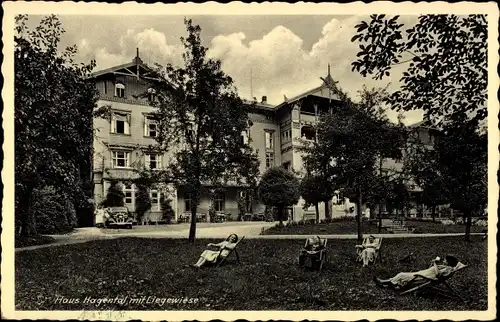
15, 236, 487, 311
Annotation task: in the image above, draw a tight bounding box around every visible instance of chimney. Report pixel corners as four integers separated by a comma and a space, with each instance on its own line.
261, 96, 267, 103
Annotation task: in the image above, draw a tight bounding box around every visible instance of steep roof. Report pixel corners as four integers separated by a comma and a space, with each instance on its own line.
91, 49, 160, 81
274, 64, 342, 110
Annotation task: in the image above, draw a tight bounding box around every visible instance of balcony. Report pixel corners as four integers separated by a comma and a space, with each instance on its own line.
102, 167, 141, 180
99, 94, 151, 106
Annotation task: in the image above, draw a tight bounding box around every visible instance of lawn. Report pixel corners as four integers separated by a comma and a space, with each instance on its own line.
15, 235, 56, 248
262, 218, 486, 235
16, 236, 487, 311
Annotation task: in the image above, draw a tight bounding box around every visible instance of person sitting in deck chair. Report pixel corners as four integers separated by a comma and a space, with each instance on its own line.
193, 234, 239, 268
374, 254, 459, 289
299, 236, 325, 267
356, 235, 379, 267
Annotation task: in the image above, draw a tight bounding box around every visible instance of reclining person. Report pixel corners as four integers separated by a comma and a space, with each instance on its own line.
356, 235, 378, 267
374, 254, 460, 289
299, 236, 325, 267
193, 234, 239, 268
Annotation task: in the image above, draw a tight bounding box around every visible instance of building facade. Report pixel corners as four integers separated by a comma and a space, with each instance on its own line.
92, 54, 432, 222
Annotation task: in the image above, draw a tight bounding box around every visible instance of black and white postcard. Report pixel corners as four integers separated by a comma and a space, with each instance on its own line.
2, 1, 498, 321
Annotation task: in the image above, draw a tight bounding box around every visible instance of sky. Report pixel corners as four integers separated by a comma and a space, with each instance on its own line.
30, 14, 424, 124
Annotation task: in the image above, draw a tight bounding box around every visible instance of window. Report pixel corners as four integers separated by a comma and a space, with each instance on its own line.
145, 154, 162, 170
144, 117, 158, 137
147, 88, 156, 102
265, 131, 274, 149
123, 184, 133, 204
266, 152, 274, 168
111, 112, 130, 135
282, 161, 291, 171
111, 151, 130, 168
214, 192, 225, 212
185, 193, 192, 212
150, 190, 159, 204
115, 83, 125, 98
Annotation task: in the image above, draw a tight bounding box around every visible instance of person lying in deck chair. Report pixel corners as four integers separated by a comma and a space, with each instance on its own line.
374, 254, 459, 289
193, 234, 239, 268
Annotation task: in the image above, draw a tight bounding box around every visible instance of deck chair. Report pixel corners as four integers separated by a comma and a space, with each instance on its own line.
300, 237, 328, 272
216, 235, 245, 268
400, 262, 468, 302
355, 237, 383, 264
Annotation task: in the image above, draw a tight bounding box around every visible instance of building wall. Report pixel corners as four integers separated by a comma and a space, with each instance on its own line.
92, 67, 437, 223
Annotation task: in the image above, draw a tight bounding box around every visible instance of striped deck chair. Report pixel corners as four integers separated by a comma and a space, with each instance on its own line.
216, 235, 245, 268
355, 236, 383, 264
300, 237, 328, 272
400, 262, 469, 302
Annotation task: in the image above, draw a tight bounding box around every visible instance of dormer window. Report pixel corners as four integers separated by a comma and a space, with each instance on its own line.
147, 88, 156, 102
115, 83, 125, 98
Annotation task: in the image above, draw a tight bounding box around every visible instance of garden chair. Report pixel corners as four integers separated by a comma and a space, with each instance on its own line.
216, 235, 245, 268
355, 237, 383, 264
300, 237, 328, 272
399, 262, 468, 302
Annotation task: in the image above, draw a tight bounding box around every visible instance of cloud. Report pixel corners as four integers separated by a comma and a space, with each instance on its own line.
83, 16, 423, 124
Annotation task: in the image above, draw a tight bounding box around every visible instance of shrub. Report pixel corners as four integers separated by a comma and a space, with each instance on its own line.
135, 185, 152, 224
31, 186, 77, 234
101, 182, 125, 208
258, 167, 300, 225
160, 197, 175, 224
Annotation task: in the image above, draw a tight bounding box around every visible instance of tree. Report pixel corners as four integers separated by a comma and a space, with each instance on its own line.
351, 14, 487, 125
135, 185, 152, 225
101, 182, 125, 208
300, 174, 335, 223
15, 15, 99, 236
147, 19, 259, 242
438, 122, 486, 241
351, 14, 487, 241
404, 139, 448, 222
258, 167, 300, 226
303, 84, 403, 241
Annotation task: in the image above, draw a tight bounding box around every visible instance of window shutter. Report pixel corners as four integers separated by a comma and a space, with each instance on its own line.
145, 154, 150, 169
124, 114, 131, 135
110, 114, 116, 133
144, 117, 148, 136
110, 151, 115, 168
158, 155, 162, 168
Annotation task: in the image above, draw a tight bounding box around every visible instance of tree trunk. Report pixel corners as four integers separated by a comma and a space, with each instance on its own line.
315, 203, 320, 223
278, 205, 284, 227
19, 185, 37, 237
356, 187, 363, 242
189, 205, 197, 243
465, 210, 472, 241
324, 200, 332, 219
378, 202, 383, 233
431, 205, 436, 222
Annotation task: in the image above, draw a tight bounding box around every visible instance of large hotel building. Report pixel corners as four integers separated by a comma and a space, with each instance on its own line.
91, 53, 436, 222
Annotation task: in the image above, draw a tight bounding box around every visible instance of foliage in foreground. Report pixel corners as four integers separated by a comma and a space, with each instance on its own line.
15, 15, 100, 235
